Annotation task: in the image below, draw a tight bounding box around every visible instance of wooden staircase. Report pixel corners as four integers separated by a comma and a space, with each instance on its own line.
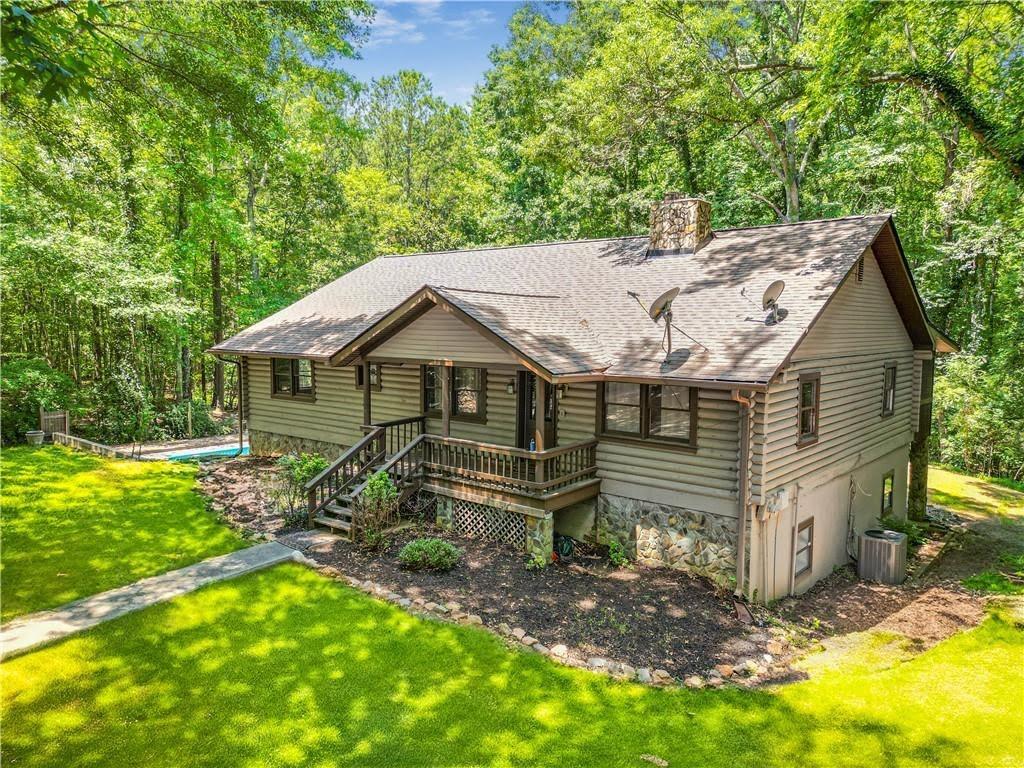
305, 416, 425, 540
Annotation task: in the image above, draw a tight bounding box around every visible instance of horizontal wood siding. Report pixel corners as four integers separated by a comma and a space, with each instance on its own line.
374, 305, 517, 365
370, 364, 421, 424
246, 357, 363, 447
597, 388, 741, 517
558, 382, 596, 444
763, 248, 915, 490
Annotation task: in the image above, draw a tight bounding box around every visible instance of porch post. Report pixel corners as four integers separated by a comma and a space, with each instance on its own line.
362, 360, 371, 425
534, 377, 547, 483
441, 365, 451, 437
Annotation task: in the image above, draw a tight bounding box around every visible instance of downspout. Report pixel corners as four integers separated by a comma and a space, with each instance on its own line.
731, 389, 755, 597
214, 354, 245, 456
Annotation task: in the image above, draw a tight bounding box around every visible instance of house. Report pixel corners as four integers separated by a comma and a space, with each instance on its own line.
211, 195, 948, 602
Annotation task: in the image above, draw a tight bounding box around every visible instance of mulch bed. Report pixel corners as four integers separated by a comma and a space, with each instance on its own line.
304, 527, 776, 679
197, 456, 302, 538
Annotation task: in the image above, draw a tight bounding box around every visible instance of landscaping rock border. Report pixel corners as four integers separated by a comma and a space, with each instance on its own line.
307, 560, 799, 690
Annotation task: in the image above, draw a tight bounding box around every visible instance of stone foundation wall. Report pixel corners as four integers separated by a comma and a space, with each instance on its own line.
597, 494, 737, 585
249, 429, 345, 460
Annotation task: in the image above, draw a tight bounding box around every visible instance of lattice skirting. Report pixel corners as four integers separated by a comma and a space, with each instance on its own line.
450, 499, 526, 549
401, 491, 436, 522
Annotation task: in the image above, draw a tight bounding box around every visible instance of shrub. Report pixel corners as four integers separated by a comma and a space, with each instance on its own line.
275, 453, 329, 525
358, 471, 399, 547
878, 515, 928, 547
0, 357, 77, 444
397, 538, 461, 571
153, 400, 226, 440
86, 364, 155, 444
607, 539, 631, 568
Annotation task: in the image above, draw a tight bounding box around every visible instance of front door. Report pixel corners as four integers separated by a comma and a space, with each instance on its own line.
516, 371, 556, 449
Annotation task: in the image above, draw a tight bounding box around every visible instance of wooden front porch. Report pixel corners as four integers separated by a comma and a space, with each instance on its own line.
305, 415, 599, 540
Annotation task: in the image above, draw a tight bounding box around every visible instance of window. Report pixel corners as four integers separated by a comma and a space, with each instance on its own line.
881, 471, 894, 515
603, 383, 642, 435
453, 367, 485, 417
600, 383, 697, 446
881, 362, 897, 417
355, 363, 382, 391
423, 365, 443, 414
648, 385, 692, 441
422, 365, 487, 420
797, 372, 820, 445
795, 518, 813, 577
271, 358, 314, 399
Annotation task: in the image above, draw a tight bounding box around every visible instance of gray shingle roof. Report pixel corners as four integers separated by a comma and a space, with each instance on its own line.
211, 214, 893, 384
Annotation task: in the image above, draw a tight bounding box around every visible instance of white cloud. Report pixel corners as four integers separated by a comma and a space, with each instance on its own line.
441, 8, 495, 39
364, 7, 425, 48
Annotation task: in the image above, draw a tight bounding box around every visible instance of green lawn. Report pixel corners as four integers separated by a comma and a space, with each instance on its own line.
0, 445, 246, 621
1, 563, 1021, 768
929, 466, 1024, 519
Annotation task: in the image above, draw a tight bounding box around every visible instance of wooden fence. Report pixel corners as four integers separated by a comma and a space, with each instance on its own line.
39, 408, 70, 437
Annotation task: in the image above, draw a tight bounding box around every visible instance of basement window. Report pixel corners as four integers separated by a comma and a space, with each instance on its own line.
272, 358, 314, 400
794, 518, 814, 578
881, 362, 897, 417
881, 471, 895, 515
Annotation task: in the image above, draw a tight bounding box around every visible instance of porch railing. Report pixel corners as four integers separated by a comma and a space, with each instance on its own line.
420, 436, 598, 498
361, 415, 426, 456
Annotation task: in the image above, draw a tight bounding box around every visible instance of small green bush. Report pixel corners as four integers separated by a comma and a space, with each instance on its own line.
275, 453, 329, 524
397, 538, 461, 571
359, 470, 400, 547
607, 539, 631, 568
878, 515, 927, 547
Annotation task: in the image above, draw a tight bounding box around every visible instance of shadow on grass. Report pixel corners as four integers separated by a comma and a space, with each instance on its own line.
0, 564, 985, 768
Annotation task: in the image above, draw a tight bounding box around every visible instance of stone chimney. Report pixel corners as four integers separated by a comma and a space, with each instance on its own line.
649, 193, 712, 254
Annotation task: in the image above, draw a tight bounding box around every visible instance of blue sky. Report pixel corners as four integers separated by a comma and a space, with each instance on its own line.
343, 1, 548, 104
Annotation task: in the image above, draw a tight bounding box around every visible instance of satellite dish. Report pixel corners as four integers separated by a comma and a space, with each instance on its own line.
649, 287, 680, 322
762, 280, 785, 311
762, 279, 787, 325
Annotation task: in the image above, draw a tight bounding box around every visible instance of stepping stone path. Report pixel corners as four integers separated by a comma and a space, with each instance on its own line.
0, 542, 299, 660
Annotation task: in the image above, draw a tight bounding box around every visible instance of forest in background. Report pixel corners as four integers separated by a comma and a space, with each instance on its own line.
2, 0, 1022, 478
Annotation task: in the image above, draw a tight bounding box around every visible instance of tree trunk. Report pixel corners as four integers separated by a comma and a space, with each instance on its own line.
246, 163, 260, 281
180, 343, 192, 401
210, 237, 225, 409
908, 357, 934, 520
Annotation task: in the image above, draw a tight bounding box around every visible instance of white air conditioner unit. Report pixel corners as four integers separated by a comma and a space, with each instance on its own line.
858, 529, 907, 584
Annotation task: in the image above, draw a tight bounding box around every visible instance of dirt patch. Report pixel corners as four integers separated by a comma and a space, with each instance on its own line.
198, 457, 298, 538
774, 510, 1018, 653
305, 527, 787, 680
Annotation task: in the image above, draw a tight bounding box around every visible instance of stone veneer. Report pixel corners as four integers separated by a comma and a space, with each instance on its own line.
597, 493, 736, 585
649, 195, 712, 253
249, 428, 345, 459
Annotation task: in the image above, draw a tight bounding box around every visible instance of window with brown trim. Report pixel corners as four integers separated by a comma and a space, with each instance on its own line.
881, 362, 897, 417
797, 372, 820, 445
271, 358, 314, 400
794, 518, 813, 577
600, 383, 698, 446
421, 365, 487, 421
881, 471, 895, 515
355, 363, 382, 392
453, 367, 485, 417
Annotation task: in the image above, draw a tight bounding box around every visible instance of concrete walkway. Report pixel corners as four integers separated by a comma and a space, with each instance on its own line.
0, 542, 299, 660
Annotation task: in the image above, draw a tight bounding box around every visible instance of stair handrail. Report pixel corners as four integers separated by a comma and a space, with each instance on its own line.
349, 432, 428, 500
305, 426, 386, 524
